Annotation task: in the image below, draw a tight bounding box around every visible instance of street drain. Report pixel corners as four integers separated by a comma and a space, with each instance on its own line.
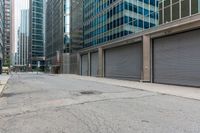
80, 90, 102, 95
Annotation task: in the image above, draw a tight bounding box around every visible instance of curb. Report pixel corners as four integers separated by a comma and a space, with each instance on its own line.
0, 76, 10, 97
62, 74, 200, 101
0, 84, 6, 97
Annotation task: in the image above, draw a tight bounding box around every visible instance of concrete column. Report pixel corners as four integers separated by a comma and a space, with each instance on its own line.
77, 53, 81, 75
66, 53, 70, 74
142, 35, 151, 82
88, 52, 91, 76
98, 47, 104, 77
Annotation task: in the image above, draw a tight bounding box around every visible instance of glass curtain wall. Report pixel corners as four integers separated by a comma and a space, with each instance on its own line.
70, 0, 83, 52
83, 0, 200, 48
64, 0, 70, 53
30, 0, 45, 68
31, 0, 44, 57
159, 0, 200, 24
83, 0, 159, 48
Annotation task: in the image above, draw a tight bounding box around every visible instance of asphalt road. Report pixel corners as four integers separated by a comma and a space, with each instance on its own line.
0, 73, 200, 133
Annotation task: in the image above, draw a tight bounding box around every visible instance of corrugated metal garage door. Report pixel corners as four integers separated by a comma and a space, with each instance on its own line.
81, 54, 88, 76
91, 52, 98, 77
104, 43, 142, 80
153, 29, 200, 87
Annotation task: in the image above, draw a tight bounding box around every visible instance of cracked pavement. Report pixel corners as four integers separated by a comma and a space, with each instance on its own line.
0, 73, 200, 133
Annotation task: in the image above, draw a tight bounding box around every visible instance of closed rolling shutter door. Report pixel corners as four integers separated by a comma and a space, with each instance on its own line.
153, 29, 200, 87
91, 52, 98, 77
81, 54, 88, 76
104, 43, 142, 80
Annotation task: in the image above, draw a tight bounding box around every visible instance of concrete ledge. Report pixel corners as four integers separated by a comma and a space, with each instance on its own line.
62, 74, 200, 101
0, 75, 10, 97
140, 80, 151, 83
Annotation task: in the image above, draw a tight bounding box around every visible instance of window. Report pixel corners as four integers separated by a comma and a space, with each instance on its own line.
181, 0, 190, 17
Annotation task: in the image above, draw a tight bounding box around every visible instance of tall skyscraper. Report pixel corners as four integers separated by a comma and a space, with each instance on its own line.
17, 10, 29, 67
0, 0, 4, 73
45, 0, 70, 72
64, 0, 71, 53
70, 0, 83, 53
3, 0, 14, 66
16, 27, 20, 65
29, 0, 45, 70
83, 0, 159, 48
11, 0, 15, 66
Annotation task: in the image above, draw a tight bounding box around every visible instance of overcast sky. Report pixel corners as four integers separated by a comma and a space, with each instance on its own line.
14, 0, 29, 52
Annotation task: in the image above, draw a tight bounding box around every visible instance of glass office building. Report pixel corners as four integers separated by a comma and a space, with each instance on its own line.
83, 0, 159, 47
46, 0, 63, 60
70, 0, 83, 52
18, 10, 29, 66
45, 0, 71, 73
29, 0, 45, 69
64, 0, 70, 53
46, 0, 70, 61
159, 0, 200, 24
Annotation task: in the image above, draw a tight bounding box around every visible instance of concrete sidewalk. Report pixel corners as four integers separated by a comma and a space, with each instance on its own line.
61, 74, 200, 100
0, 74, 10, 97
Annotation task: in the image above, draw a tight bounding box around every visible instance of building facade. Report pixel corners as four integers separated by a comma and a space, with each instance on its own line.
11, 0, 15, 66
3, 0, 13, 67
64, 0, 71, 53
29, 0, 45, 70
45, 0, 70, 73
159, 0, 200, 24
83, 0, 159, 48
0, 0, 4, 73
17, 10, 29, 67
75, 0, 200, 87
16, 27, 20, 65
70, 0, 83, 53
76, 0, 200, 48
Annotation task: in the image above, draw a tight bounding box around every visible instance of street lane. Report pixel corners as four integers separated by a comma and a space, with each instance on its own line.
0, 73, 200, 133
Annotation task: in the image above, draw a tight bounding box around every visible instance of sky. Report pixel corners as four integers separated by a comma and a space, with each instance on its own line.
14, 0, 29, 52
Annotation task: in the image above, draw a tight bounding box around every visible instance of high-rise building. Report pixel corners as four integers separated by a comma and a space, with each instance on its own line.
14, 52, 18, 66
64, 0, 71, 53
17, 10, 29, 67
45, 0, 70, 72
3, 0, 13, 66
0, 0, 4, 73
16, 27, 20, 65
11, 0, 15, 66
70, 0, 83, 53
29, 0, 45, 70
159, 0, 200, 24
83, 0, 159, 48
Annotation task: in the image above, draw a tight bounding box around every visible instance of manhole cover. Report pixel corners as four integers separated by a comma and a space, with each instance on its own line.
80, 90, 102, 95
